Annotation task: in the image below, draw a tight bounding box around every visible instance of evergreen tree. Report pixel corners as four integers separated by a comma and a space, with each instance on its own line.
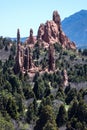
56, 104, 67, 127
34, 105, 58, 130
27, 103, 35, 123
6, 97, 18, 119
68, 100, 78, 120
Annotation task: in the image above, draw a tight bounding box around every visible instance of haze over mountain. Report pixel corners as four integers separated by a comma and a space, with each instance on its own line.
62, 10, 87, 48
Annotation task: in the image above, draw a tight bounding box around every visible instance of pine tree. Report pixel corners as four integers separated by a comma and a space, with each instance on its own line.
34, 105, 58, 130
56, 104, 67, 127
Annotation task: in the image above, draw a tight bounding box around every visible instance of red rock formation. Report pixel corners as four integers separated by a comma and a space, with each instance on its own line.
28, 47, 32, 69
53, 10, 61, 33
37, 21, 59, 44
37, 24, 45, 41
14, 29, 34, 74
24, 47, 29, 70
14, 29, 23, 74
27, 28, 35, 44
17, 28, 20, 45
37, 11, 76, 49
14, 11, 76, 75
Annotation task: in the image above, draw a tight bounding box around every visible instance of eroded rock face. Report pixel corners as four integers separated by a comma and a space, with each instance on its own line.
44, 21, 59, 43
37, 11, 76, 49
53, 10, 61, 26
17, 28, 20, 45
37, 24, 45, 40
14, 11, 76, 74
27, 28, 35, 44
14, 29, 34, 74
37, 21, 59, 44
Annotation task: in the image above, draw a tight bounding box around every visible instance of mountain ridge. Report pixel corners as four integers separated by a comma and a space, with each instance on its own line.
62, 9, 87, 48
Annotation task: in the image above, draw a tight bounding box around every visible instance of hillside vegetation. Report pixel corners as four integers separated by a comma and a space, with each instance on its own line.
0, 38, 87, 130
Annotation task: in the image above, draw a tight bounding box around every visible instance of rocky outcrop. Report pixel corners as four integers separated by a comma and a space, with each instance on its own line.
53, 11, 61, 26
17, 28, 20, 45
27, 28, 35, 44
14, 29, 23, 74
37, 21, 59, 44
14, 29, 33, 74
37, 11, 76, 49
14, 11, 76, 74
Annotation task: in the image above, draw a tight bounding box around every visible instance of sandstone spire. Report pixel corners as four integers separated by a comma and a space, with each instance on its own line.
28, 47, 32, 69
27, 28, 35, 44
24, 47, 29, 70
37, 24, 45, 41
14, 29, 22, 74
17, 28, 20, 45
53, 10, 61, 26
23, 47, 32, 71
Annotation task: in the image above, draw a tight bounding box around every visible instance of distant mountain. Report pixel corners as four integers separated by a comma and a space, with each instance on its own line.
62, 10, 87, 48
11, 37, 27, 43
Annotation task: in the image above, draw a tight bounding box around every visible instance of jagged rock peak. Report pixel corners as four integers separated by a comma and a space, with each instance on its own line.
37, 10, 76, 50
53, 10, 61, 25
27, 28, 35, 44
17, 28, 20, 45
30, 28, 33, 37
37, 23, 45, 40
37, 20, 59, 44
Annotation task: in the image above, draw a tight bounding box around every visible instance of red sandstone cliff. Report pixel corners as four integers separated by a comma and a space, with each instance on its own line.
37, 11, 76, 49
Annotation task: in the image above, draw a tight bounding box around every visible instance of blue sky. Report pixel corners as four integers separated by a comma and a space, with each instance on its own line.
0, 0, 87, 37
